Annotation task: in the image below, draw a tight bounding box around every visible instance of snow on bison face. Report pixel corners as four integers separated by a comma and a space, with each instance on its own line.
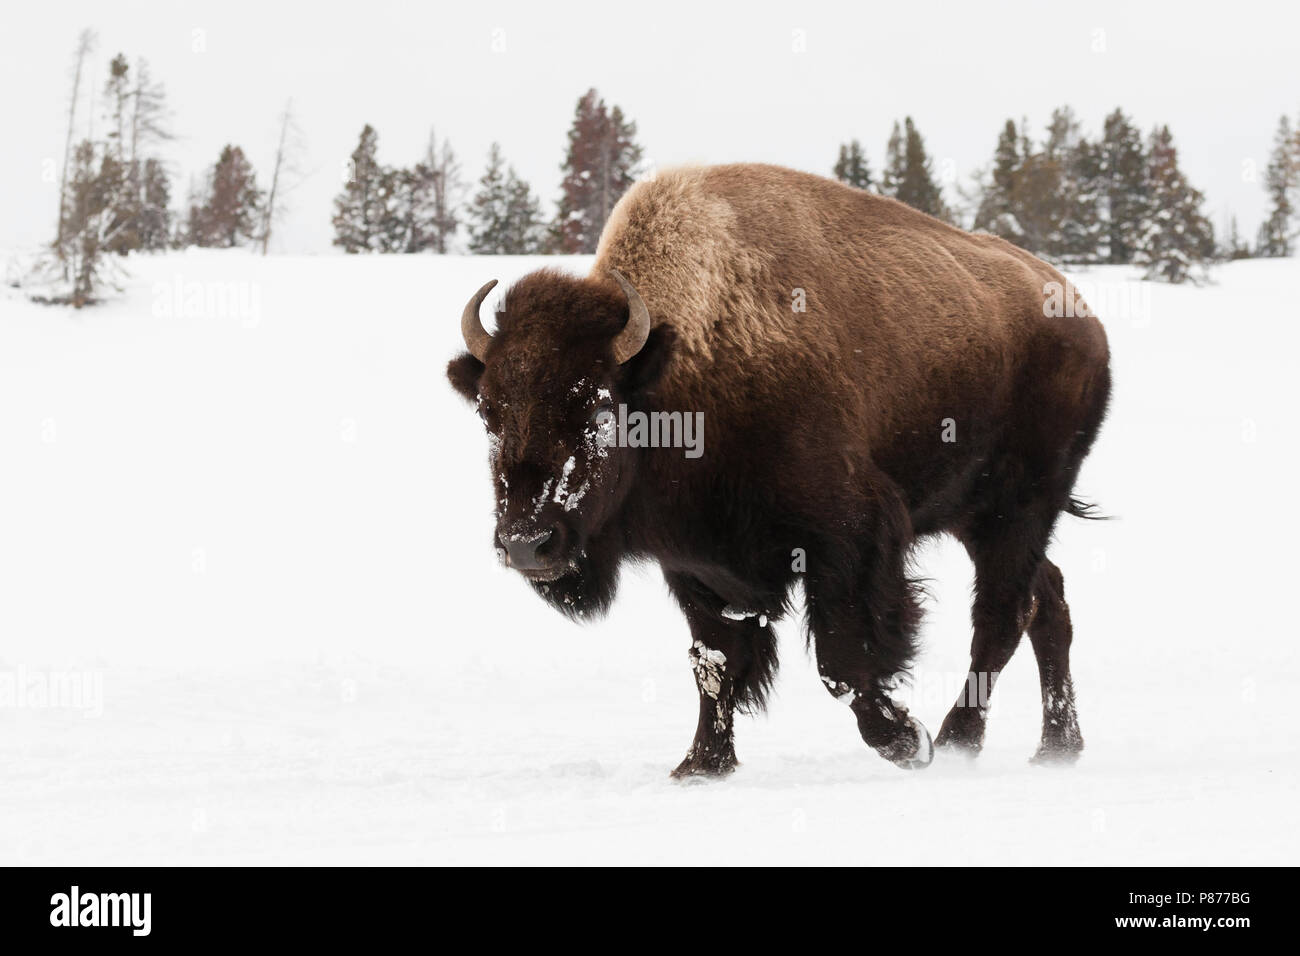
446, 269, 675, 614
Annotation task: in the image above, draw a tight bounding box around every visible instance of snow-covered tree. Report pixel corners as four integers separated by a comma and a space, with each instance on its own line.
391, 131, 465, 254
504, 171, 544, 254
332, 125, 387, 253
1059, 134, 1105, 263
470, 143, 544, 254
381, 165, 431, 253
197, 145, 263, 247
833, 140, 872, 190
1221, 216, 1251, 261
135, 158, 171, 251
1098, 109, 1147, 264
973, 119, 1024, 241
553, 89, 643, 253
468, 144, 510, 254
417, 129, 465, 254
50, 50, 174, 260
54, 140, 130, 305
1038, 106, 1102, 262
1134, 125, 1214, 284
41, 37, 175, 305
1256, 115, 1298, 257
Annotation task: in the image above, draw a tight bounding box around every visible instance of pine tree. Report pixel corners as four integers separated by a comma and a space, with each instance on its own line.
103, 54, 131, 162
332, 125, 387, 253
1257, 115, 1297, 257
469, 143, 542, 254
1016, 152, 1067, 257
1099, 109, 1147, 264
992, 120, 1021, 195
200, 145, 263, 247
1060, 135, 1105, 263
833, 140, 872, 190
971, 108, 1106, 263
176, 176, 206, 248
393, 163, 438, 253
136, 158, 171, 251
553, 89, 643, 253
880, 121, 905, 197
893, 117, 948, 220
99, 54, 141, 255
374, 165, 412, 254
54, 140, 131, 305
974, 119, 1023, 240
469, 144, 511, 254
1017, 111, 1091, 259
504, 171, 544, 254
59, 141, 110, 305
1223, 216, 1251, 260
1044, 106, 1081, 160
1134, 126, 1214, 284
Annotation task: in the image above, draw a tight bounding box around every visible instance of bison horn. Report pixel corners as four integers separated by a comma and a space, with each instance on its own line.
461, 279, 498, 362
608, 268, 650, 364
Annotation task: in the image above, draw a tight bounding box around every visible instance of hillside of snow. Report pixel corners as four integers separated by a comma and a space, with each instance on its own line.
1, 250, 1296, 864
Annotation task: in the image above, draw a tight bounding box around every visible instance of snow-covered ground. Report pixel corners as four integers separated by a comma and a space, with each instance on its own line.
1, 250, 1296, 865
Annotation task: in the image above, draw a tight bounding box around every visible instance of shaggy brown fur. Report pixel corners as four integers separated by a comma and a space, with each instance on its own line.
448, 163, 1110, 777
594, 165, 1107, 506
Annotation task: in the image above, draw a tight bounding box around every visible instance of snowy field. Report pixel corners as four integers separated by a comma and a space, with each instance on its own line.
1, 250, 1297, 865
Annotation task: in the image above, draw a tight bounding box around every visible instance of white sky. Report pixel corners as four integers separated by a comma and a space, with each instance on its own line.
2, 0, 1296, 253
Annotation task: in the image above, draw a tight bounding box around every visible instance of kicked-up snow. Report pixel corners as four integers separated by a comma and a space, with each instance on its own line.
0, 249, 1296, 865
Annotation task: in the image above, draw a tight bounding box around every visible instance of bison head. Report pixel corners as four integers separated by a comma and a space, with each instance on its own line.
447, 268, 676, 616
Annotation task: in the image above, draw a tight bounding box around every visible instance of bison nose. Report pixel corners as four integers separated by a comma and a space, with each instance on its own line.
500, 528, 555, 571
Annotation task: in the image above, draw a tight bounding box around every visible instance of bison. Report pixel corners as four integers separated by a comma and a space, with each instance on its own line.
447, 163, 1110, 777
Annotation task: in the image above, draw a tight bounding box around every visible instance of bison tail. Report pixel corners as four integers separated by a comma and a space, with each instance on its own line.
1065, 495, 1110, 521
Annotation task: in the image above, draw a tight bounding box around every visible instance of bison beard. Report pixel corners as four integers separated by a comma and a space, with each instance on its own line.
526, 536, 619, 619
446, 163, 1111, 778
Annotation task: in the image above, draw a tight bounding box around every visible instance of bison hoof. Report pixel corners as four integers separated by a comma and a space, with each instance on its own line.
670, 750, 738, 780
934, 709, 987, 754
881, 716, 934, 770
1029, 740, 1083, 766
934, 735, 982, 758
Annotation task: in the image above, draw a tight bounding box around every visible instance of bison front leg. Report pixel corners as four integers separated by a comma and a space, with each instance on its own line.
674, 637, 740, 778
666, 575, 779, 779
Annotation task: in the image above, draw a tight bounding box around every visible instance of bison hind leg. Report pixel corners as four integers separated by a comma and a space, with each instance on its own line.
1026, 559, 1084, 764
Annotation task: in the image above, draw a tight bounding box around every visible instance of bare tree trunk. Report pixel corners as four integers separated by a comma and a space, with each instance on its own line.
56, 29, 96, 257
261, 99, 301, 255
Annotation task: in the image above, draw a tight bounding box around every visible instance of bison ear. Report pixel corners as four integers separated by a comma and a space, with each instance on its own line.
619, 325, 676, 396
447, 352, 485, 403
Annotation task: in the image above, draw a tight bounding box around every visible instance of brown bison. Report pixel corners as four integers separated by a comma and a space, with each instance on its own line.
447, 163, 1110, 777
